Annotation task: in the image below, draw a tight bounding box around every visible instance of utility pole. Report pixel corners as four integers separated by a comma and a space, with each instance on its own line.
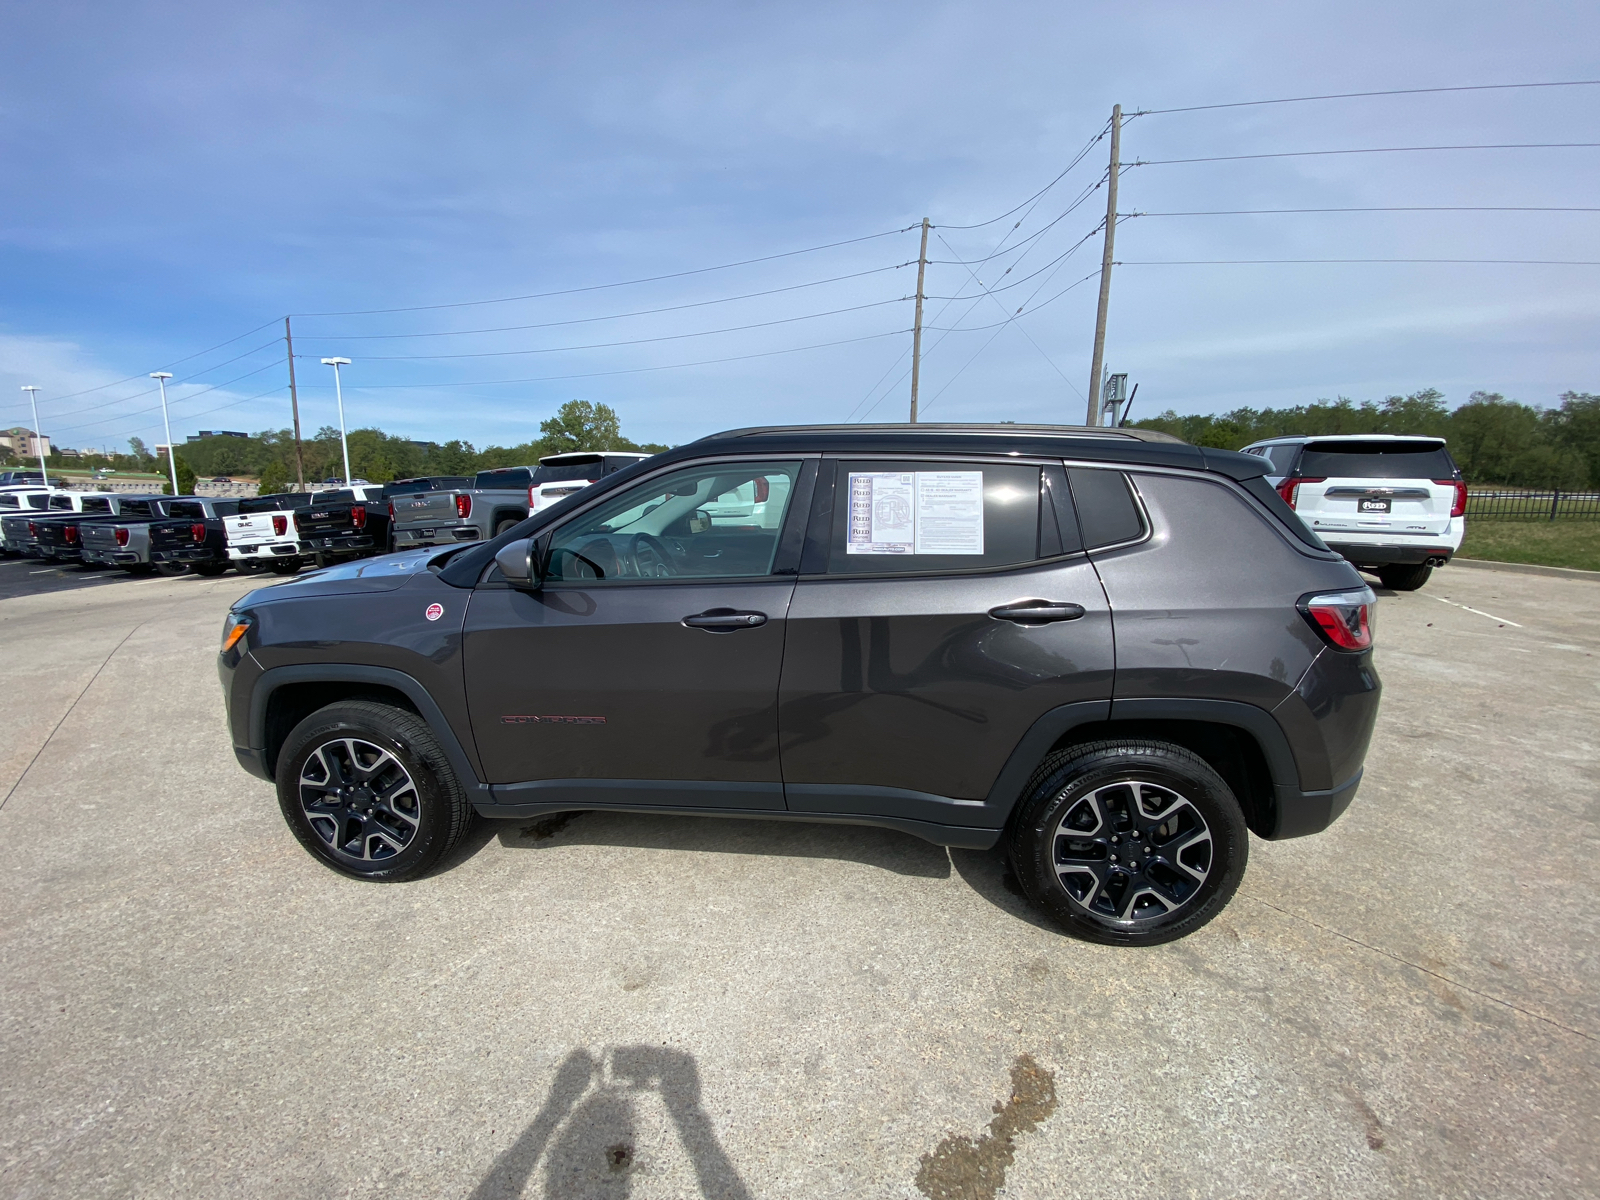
1085, 104, 1122, 427
284, 317, 307, 492
20, 386, 46, 487
909, 216, 929, 423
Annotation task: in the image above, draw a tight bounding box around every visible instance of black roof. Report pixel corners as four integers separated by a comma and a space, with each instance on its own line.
685, 423, 1269, 482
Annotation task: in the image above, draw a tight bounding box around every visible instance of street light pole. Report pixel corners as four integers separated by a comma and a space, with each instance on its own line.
150, 372, 179, 494
321, 358, 352, 485
20, 386, 47, 487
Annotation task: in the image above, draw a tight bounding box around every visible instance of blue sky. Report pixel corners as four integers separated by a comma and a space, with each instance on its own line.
1, 1, 1596, 453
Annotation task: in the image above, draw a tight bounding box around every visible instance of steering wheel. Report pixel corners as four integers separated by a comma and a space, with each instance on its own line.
629, 533, 678, 578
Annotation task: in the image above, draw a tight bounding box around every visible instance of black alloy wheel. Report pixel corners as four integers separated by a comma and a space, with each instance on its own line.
267, 559, 301, 575
154, 562, 189, 577
192, 562, 229, 577
276, 700, 474, 881
1009, 740, 1248, 946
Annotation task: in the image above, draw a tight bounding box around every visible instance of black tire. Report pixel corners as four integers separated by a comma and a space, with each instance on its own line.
275, 699, 474, 881
1376, 563, 1432, 591
154, 562, 189, 577
494, 518, 520, 537
267, 559, 302, 575
192, 562, 229, 577
1008, 740, 1248, 946
122, 563, 156, 575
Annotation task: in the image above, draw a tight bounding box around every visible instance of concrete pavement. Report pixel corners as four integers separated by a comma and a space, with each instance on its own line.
0, 566, 1595, 1199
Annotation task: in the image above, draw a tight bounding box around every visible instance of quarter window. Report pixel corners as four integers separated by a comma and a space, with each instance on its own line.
1066, 468, 1145, 549
824, 461, 1042, 574
544, 460, 802, 582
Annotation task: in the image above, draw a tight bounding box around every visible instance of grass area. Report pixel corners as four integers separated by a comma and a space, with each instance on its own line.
1459, 520, 1600, 571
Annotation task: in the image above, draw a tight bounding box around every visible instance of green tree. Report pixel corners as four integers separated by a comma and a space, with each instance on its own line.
258, 460, 291, 495
173, 455, 197, 495
1547, 392, 1600, 487
539, 400, 622, 454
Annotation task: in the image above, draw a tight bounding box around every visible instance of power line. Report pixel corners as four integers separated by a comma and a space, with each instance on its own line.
934, 122, 1111, 231
31, 337, 287, 422
924, 268, 1103, 332
1131, 143, 1600, 167
50, 359, 287, 437
35, 318, 282, 405
292, 226, 919, 318
1130, 206, 1600, 216
293, 263, 913, 342
298, 299, 909, 362
327, 329, 911, 389
1133, 79, 1600, 117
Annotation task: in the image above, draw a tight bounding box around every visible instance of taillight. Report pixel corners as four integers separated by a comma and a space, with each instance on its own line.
455, 494, 472, 519
272, 514, 288, 536
65, 525, 79, 544
351, 504, 366, 530
191, 523, 207, 543
1435, 479, 1468, 519
114, 527, 128, 547
388, 502, 395, 524
753, 477, 770, 503
27, 521, 37, 537
1275, 476, 1326, 509
1300, 587, 1376, 652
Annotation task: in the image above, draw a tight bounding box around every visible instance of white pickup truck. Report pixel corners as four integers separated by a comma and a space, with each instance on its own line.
224, 492, 316, 574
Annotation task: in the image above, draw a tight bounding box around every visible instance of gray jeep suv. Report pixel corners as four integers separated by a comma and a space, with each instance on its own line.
218, 424, 1380, 946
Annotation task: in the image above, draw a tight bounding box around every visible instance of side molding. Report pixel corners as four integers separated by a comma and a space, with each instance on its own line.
248, 664, 492, 802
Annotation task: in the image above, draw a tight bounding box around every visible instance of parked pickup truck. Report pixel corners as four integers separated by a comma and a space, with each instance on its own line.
297, 479, 471, 565
148, 501, 244, 576
293, 485, 393, 567
2, 492, 118, 557
225, 493, 315, 574
36, 495, 171, 564
0, 490, 55, 554
392, 456, 650, 550
81, 497, 237, 573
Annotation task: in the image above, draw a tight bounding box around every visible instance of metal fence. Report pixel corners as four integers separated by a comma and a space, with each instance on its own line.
1467, 489, 1600, 521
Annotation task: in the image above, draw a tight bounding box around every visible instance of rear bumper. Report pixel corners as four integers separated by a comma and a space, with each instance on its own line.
1326, 542, 1454, 568
228, 544, 300, 560
1268, 769, 1363, 839
395, 525, 479, 547
300, 535, 375, 555
153, 547, 223, 563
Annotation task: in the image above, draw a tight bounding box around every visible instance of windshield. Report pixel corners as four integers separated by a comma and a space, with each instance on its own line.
167, 501, 205, 518
533, 462, 604, 485
1299, 441, 1456, 479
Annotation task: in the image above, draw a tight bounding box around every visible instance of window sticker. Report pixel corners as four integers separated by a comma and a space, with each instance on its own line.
846, 471, 985, 555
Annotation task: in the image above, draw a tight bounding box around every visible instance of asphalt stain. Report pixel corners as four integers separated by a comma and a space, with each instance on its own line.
915, 1055, 1057, 1200
605, 1142, 633, 1173
519, 812, 580, 841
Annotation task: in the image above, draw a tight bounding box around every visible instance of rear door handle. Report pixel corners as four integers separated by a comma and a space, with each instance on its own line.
988, 600, 1086, 624
683, 609, 768, 631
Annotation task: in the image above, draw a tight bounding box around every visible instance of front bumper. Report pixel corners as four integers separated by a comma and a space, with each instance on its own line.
1326, 542, 1455, 568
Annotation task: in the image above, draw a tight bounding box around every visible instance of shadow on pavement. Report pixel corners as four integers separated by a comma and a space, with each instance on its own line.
948, 846, 1061, 934
491, 808, 952, 879
471, 1046, 752, 1200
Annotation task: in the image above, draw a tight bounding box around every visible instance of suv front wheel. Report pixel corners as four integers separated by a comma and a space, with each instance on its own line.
276, 699, 474, 881
1009, 741, 1249, 946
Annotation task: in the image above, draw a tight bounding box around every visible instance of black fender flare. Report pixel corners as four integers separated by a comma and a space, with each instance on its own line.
981, 697, 1333, 840
247, 664, 492, 802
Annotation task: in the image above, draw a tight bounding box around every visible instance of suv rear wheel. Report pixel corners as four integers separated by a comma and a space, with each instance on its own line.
1008, 741, 1248, 946
1376, 563, 1432, 591
276, 699, 474, 881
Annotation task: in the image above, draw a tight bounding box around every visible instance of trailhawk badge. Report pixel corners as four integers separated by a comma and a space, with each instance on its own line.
425, 603, 444, 621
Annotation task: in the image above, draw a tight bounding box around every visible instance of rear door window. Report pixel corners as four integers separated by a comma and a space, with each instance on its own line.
1261, 445, 1298, 474
824, 460, 1042, 574
1066, 468, 1146, 549
1299, 441, 1456, 479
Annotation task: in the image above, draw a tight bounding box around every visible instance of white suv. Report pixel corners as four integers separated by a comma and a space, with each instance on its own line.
1240, 434, 1465, 591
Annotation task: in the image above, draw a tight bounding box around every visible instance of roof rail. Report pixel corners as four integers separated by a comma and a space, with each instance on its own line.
700, 422, 1187, 444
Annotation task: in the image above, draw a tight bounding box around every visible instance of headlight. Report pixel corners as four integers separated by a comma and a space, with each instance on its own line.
221, 611, 252, 653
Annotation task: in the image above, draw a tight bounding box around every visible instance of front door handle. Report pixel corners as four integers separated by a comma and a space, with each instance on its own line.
683, 608, 768, 632
988, 600, 1086, 624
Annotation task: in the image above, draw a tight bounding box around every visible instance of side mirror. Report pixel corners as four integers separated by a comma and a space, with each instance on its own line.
495, 537, 542, 589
